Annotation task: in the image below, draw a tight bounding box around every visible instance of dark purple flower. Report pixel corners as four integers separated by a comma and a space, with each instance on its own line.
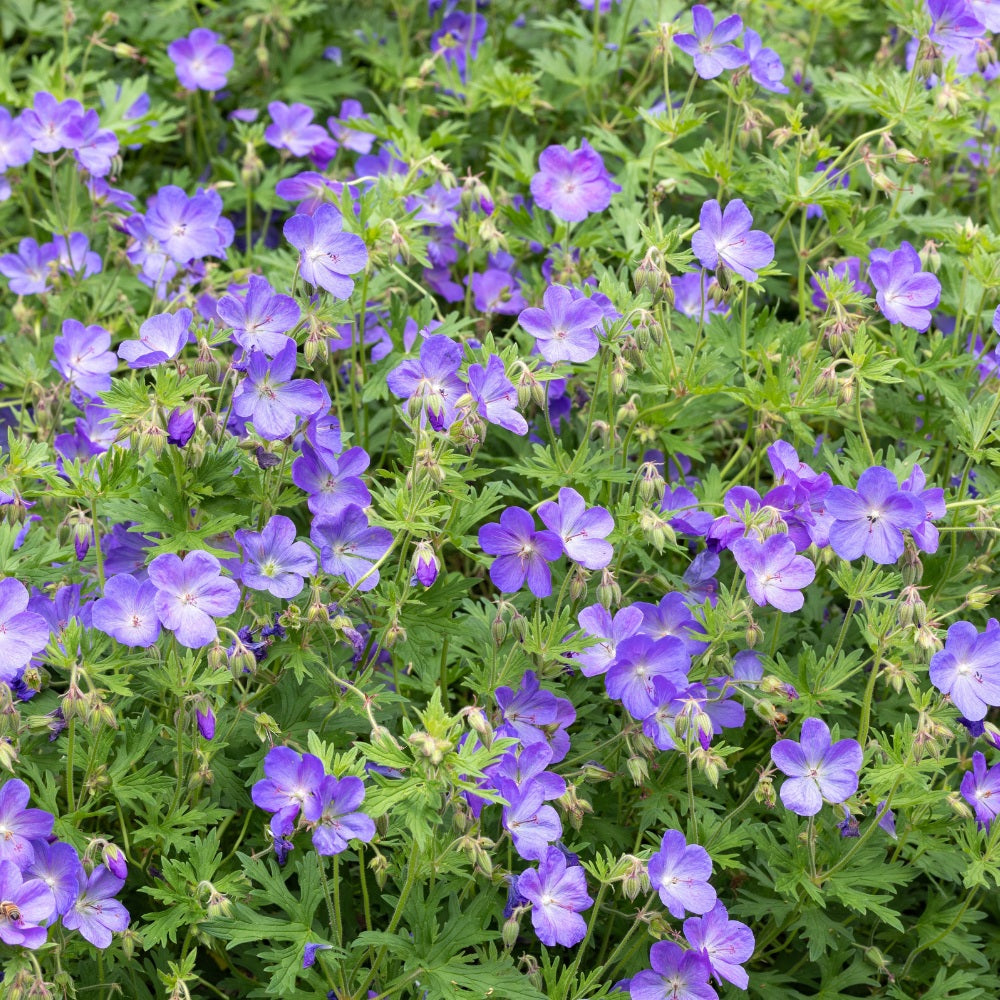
478, 507, 563, 597
629, 940, 717, 1000
467, 355, 528, 435
900, 464, 945, 554
517, 845, 592, 947
868, 242, 941, 332
538, 487, 613, 569
518, 285, 605, 364
692, 199, 774, 282
293, 444, 371, 517
233, 341, 329, 440
312, 775, 376, 855
682, 902, 754, 990
167, 28, 234, 91
148, 550, 241, 649
92, 574, 161, 648
731, 534, 815, 612
500, 779, 562, 860
929, 620, 1000, 721
674, 5, 746, 80
265, 101, 328, 157
386, 335, 465, 431
144, 185, 233, 264
26, 840, 83, 915
167, 408, 196, 447
411, 540, 439, 587
825, 466, 925, 564
252, 747, 326, 825
118, 308, 192, 368
236, 515, 317, 599
0, 779, 54, 869
311, 506, 392, 592
606, 635, 691, 721
530, 140, 620, 222
217, 275, 301, 356
284, 203, 368, 299
196, 706, 216, 740
647, 829, 716, 919
0, 860, 53, 948
771, 717, 862, 816
0, 237, 58, 295
575, 603, 644, 677
961, 750, 1000, 829
61, 865, 129, 948
741, 29, 788, 93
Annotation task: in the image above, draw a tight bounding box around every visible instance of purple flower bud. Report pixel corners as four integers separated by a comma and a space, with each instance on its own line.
102, 843, 128, 880
196, 707, 216, 741
167, 408, 196, 447
412, 541, 439, 587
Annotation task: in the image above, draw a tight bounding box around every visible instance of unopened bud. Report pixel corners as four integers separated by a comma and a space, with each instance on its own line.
568, 567, 588, 602
510, 611, 529, 642
491, 612, 508, 647
253, 712, 279, 743
502, 912, 522, 950
620, 855, 649, 900
755, 773, 776, 808
625, 755, 649, 787
596, 568, 620, 609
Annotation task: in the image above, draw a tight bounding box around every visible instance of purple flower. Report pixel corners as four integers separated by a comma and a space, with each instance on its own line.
538, 487, 613, 569
469, 268, 526, 314
167, 28, 234, 91
0, 860, 54, 948
868, 242, 941, 331
293, 444, 371, 517
518, 285, 605, 364
606, 635, 691, 721
303, 942, 333, 969
672, 272, 729, 320
691, 199, 774, 283
236, 515, 317, 599
386, 335, 466, 431
26, 841, 83, 915
478, 507, 563, 597
430, 12, 488, 82
0, 108, 32, 171
530, 140, 620, 222
312, 775, 376, 855
265, 101, 329, 157
61, 865, 129, 948
276, 171, 337, 214
517, 846, 592, 947
629, 941, 717, 1000
284, 203, 368, 299
496, 671, 576, 762
929, 620, 1000, 721
741, 29, 788, 93
232, 341, 329, 440
69, 109, 118, 176
575, 603, 644, 677
217, 275, 301, 356
673, 5, 746, 80
311, 506, 393, 592
731, 534, 816, 612
900, 464, 945, 554
407, 182, 462, 227
54, 232, 102, 279
0, 779, 54, 869
929, 0, 984, 60
197, 706, 216, 740
20, 93, 83, 154
770, 717, 862, 816
92, 574, 161, 648
633, 593, 709, 657
825, 466, 925, 564
327, 99, 375, 155
0, 237, 58, 295
467, 355, 528, 435
52, 320, 117, 399
0, 580, 49, 684
252, 747, 326, 826
500, 779, 563, 861
118, 308, 192, 368
144, 186, 233, 264
647, 830, 717, 919
411, 540, 439, 587
682, 902, 754, 990
148, 550, 241, 649
960, 750, 1000, 829
167, 408, 196, 447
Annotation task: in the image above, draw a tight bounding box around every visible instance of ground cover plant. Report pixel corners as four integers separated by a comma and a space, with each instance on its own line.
0, 0, 999, 997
